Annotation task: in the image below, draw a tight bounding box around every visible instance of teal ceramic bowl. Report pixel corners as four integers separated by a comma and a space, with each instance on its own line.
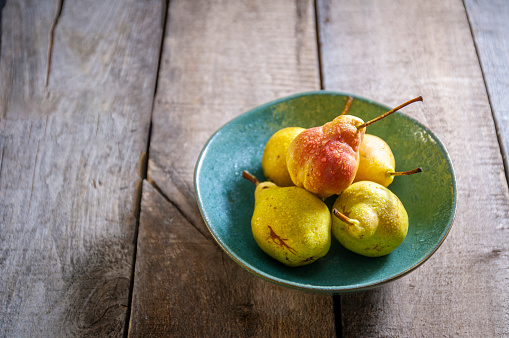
194, 91, 456, 294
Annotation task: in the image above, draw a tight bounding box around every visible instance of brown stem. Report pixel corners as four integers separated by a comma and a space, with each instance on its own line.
332, 208, 357, 226
340, 96, 354, 115
389, 167, 423, 176
357, 96, 423, 130
242, 170, 260, 186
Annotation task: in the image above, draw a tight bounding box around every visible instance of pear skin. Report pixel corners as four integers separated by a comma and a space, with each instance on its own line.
354, 134, 396, 187
354, 134, 423, 187
243, 171, 331, 267
262, 127, 305, 187
286, 115, 365, 199
331, 181, 408, 257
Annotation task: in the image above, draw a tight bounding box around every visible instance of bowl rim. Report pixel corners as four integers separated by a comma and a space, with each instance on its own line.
194, 90, 457, 294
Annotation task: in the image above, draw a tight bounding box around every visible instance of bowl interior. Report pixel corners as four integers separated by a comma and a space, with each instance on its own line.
195, 91, 456, 293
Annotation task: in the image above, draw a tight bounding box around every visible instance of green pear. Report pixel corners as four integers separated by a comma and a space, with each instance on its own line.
242, 171, 331, 267
262, 127, 305, 187
331, 181, 408, 257
354, 134, 422, 187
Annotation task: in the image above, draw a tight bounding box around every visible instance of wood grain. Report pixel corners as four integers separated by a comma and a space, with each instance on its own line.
317, 0, 509, 336
128, 0, 335, 336
464, 0, 509, 180
0, 0, 163, 336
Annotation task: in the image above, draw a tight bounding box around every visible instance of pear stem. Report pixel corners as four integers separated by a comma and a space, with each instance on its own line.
357, 96, 423, 130
242, 170, 259, 186
332, 208, 357, 226
340, 96, 354, 116
389, 167, 423, 176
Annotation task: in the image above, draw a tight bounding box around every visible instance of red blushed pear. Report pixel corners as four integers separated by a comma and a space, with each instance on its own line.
286, 96, 423, 199
286, 115, 365, 199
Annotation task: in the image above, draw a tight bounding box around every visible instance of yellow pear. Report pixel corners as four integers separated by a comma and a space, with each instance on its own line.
243, 171, 331, 267
354, 134, 422, 187
331, 181, 408, 257
262, 127, 305, 186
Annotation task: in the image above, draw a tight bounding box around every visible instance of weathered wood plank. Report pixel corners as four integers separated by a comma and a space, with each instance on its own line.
0, 0, 163, 336
318, 0, 509, 336
129, 0, 335, 336
464, 0, 509, 181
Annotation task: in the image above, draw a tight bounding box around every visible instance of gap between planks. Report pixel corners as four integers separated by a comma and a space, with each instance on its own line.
145, 175, 211, 241
123, 0, 170, 336
461, 0, 509, 186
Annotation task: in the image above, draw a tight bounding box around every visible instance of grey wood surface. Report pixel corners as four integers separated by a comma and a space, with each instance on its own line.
317, 0, 509, 336
0, 0, 163, 336
128, 0, 335, 336
1, 0, 508, 337
465, 0, 509, 180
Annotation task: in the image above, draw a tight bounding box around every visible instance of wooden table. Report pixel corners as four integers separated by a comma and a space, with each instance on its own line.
1, 0, 508, 336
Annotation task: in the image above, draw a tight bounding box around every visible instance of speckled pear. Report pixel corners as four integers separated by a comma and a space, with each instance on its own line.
242, 171, 331, 267
354, 134, 422, 187
262, 127, 305, 186
331, 181, 408, 257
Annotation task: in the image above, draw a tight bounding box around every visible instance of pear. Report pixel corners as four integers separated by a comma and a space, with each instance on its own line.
354, 134, 422, 187
286, 115, 365, 199
242, 171, 331, 267
262, 127, 305, 187
287, 97, 422, 198
331, 181, 408, 257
